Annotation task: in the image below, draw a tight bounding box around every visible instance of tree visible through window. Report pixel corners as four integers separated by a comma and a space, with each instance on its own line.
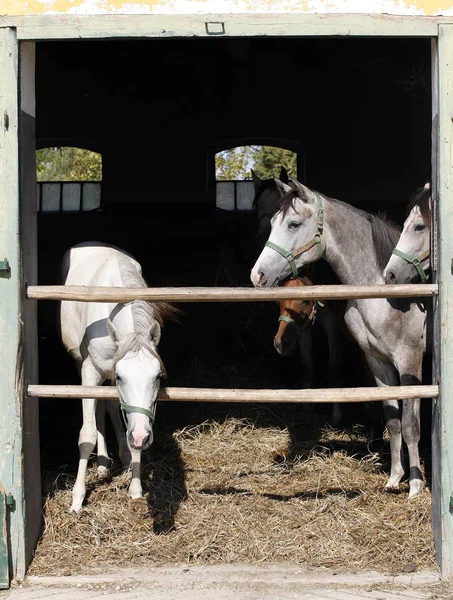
36, 147, 102, 213
215, 145, 298, 212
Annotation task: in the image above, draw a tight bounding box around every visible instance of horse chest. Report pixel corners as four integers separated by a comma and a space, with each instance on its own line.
344, 301, 396, 359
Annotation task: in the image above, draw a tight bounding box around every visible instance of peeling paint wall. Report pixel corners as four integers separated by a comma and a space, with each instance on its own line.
2, 0, 453, 17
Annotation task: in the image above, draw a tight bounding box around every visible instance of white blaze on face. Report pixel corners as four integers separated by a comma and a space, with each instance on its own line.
115, 350, 161, 450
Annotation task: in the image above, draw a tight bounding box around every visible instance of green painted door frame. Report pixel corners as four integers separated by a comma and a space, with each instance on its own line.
0, 28, 40, 586
0, 14, 453, 583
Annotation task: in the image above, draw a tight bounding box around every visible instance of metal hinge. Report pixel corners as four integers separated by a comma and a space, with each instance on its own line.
5, 495, 13, 509
0, 260, 10, 279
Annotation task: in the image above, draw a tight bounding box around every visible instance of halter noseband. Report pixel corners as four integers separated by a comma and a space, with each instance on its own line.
278, 299, 325, 332
264, 193, 324, 278
391, 248, 430, 283
117, 387, 157, 428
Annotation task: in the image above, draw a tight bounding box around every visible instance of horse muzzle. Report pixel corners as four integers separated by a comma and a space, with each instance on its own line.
128, 418, 153, 450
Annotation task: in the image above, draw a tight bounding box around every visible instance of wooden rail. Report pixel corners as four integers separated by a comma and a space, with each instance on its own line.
28, 384, 438, 403
26, 284, 438, 303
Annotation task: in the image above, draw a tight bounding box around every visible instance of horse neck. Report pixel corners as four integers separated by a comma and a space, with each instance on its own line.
323, 199, 384, 285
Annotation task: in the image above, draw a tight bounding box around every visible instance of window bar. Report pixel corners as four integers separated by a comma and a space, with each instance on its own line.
59, 182, 63, 213
234, 181, 237, 212
80, 183, 84, 212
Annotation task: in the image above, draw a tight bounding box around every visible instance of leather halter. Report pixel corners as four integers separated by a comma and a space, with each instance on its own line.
264, 193, 324, 278
391, 248, 430, 283
278, 299, 324, 332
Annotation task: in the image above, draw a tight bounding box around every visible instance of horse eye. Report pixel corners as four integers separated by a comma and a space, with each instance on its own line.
115, 374, 122, 383
302, 300, 310, 305
415, 223, 425, 232
289, 221, 301, 230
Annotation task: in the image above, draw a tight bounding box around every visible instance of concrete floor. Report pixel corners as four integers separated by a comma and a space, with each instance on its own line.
1, 566, 451, 600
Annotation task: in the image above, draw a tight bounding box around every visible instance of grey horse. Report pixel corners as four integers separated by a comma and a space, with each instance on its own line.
251, 178, 429, 498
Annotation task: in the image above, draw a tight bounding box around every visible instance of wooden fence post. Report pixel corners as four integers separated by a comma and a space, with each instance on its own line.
0, 29, 40, 581
436, 23, 453, 576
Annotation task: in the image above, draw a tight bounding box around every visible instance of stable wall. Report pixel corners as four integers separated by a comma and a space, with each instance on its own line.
36, 37, 431, 211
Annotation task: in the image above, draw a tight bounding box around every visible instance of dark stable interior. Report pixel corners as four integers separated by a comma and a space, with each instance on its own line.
36, 37, 433, 479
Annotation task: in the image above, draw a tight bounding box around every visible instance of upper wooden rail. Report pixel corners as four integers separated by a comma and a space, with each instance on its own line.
28, 384, 438, 403
26, 284, 438, 303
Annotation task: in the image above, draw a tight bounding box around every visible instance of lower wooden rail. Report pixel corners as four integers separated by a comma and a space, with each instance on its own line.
26, 283, 438, 303
28, 384, 438, 403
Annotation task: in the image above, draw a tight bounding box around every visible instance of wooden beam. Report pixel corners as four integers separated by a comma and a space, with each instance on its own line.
26, 283, 438, 303
431, 36, 442, 570
19, 41, 41, 571
437, 23, 453, 577
0, 27, 26, 582
0, 14, 441, 42
27, 384, 438, 403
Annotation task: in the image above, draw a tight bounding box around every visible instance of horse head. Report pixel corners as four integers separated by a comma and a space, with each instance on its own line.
383, 183, 431, 284
274, 276, 317, 356
108, 318, 163, 451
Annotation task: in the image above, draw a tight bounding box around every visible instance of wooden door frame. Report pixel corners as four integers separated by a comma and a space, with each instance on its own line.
0, 14, 452, 579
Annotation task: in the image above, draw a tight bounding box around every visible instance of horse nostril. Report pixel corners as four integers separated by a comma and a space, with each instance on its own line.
385, 271, 396, 285
258, 270, 267, 285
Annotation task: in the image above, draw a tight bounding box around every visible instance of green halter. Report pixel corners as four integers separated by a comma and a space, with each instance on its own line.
265, 193, 324, 278
278, 299, 325, 331
117, 387, 156, 427
391, 248, 430, 283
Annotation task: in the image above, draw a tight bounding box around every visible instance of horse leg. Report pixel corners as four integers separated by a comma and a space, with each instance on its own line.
298, 329, 314, 419
318, 309, 343, 427
128, 445, 143, 499
95, 399, 109, 475
365, 355, 405, 491
400, 362, 424, 498
298, 329, 313, 389
70, 360, 103, 513
106, 400, 131, 469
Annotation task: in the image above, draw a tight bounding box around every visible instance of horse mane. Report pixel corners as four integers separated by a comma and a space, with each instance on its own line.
406, 185, 431, 228
276, 188, 300, 217
275, 183, 401, 273
366, 212, 401, 273
111, 254, 181, 377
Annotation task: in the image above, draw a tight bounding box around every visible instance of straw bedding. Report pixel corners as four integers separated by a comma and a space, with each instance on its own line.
29, 415, 435, 576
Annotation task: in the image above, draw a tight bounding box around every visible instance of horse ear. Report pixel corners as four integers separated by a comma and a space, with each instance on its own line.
289, 177, 314, 203
107, 318, 118, 343
149, 321, 161, 345
274, 177, 292, 197
251, 169, 262, 189
424, 182, 430, 191
279, 166, 289, 184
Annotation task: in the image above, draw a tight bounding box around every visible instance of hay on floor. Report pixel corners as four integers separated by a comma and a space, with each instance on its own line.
29, 418, 435, 576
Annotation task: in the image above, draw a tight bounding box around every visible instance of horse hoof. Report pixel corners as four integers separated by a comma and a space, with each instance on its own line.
69, 503, 83, 514
128, 483, 143, 500
408, 480, 424, 499
384, 482, 400, 493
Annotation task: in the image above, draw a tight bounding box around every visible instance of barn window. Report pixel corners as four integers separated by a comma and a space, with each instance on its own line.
214, 144, 302, 212
36, 146, 102, 213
